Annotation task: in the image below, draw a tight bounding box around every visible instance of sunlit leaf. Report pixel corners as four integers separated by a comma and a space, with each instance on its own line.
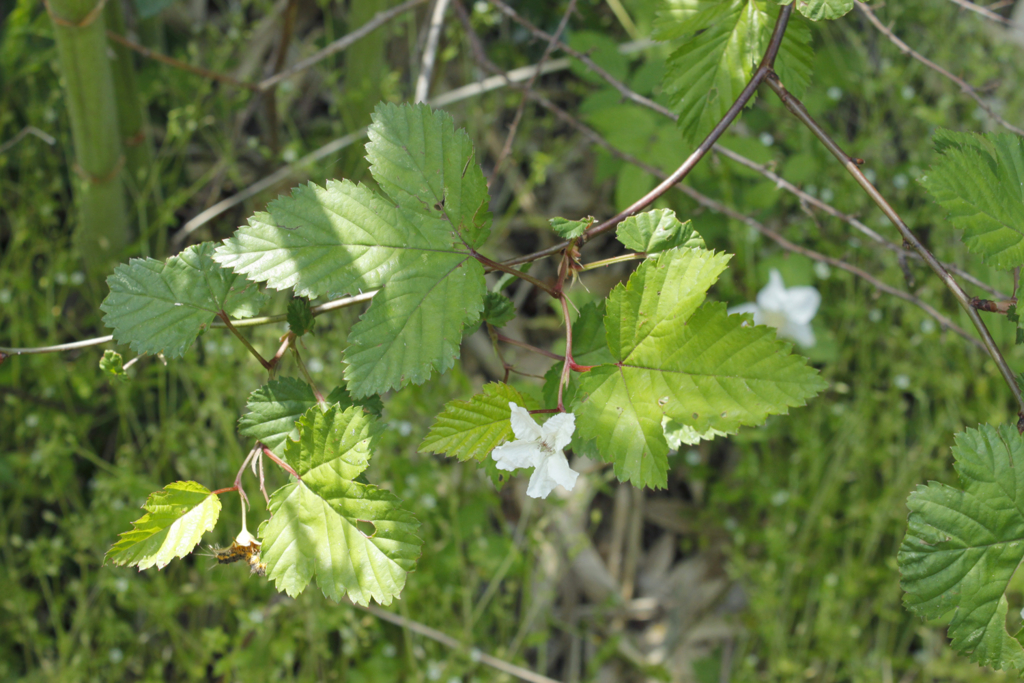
259, 405, 421, 606
420, 383, 531, 462
105, 481, 221, 570
575, 247, 826, 488
615, 208, 703, 253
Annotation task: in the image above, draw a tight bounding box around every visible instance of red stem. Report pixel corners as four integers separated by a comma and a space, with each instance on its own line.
262, 445, 300, 480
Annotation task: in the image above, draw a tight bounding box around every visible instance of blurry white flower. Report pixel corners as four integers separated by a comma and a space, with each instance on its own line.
492, 403, 578, 499
729, 269, 821, 348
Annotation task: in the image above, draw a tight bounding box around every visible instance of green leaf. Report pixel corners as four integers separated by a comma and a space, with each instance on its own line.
549, 216, 595, 240
921, 131, 1024, 270
259, 405, 421, 606
780, 0, 854, 21
101, 243, 267, 358
287, 298, 316, 336
481, 291, 516, 328
663, 418, 728, 449
100, 349, 129, 383
366, 102, 492, 248
575, 249, 826, 488
615, 209, 703, 253
1008, 304, 1024, 345
543, 301, 616, 409
214, 104, 491, 397
105, 481, 221, 570
239, 378, 381, 452
657, 1, 813, 147
420, 383, 530, 462
898, 424, 1024, 672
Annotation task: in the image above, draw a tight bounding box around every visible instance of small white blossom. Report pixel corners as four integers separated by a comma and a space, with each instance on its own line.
728, 269, 821, 347
492, 403, 579, 499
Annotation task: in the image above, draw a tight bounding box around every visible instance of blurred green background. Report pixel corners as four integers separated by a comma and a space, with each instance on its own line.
3, 0, 1024, 680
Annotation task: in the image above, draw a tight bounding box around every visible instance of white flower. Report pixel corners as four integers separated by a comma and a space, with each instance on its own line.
491, 403, 579, 499
728, 269, 821, 347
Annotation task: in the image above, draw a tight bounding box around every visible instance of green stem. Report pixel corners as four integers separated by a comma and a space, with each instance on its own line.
103, 0, 159, 207
48, 0, 130, 268
290, 346, 326, 407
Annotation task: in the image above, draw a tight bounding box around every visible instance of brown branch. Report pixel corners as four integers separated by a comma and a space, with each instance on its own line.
217, 310, 272, 369
856, 1, 1024, 137
488, 0, 577, 185
764, 72, 1024, 417
947, 0, 1022, 29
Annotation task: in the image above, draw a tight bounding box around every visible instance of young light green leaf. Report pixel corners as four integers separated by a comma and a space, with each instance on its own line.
615, 209, 703, 253
780, 0, 854, 21
921, 131, 1024, 270
101, 243, 267, 358
549, 216, 594, 240
366, 102, 492, 248
481, 291, 516, 328
100, 349, 129, 383
656, 1, 813, 147
287, 298, 316, 336
663, 418, 729, 449
105, 481, 221, 570
239, 378, 381, 452
259, 405, 421, 606
575, 250, 826, 488
899, 424, 1024, 672
420, 383, 531, 462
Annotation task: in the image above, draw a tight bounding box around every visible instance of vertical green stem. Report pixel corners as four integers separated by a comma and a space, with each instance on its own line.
104, 0, 162, 231
48, 0, 131, 267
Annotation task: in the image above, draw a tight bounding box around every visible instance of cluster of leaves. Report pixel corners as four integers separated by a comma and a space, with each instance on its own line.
98, 101, 828, 604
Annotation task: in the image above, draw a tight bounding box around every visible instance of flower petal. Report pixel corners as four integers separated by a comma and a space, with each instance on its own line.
526, 452, 579, 499
492, 440, 542, 471
508, 403, 543, 442
541, 412, 576, 453
779, 321, 816, 348
756, 269, 789, 311
780, 286, 820, 325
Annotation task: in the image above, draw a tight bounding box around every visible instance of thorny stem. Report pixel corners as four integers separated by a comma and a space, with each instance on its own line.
262, 445, 300, 480
217, 310, 271, 370
557, 296, 573, 413
764, 72, 1024, 423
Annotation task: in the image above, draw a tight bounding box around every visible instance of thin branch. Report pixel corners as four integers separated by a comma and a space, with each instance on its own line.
0, 292, 375, 357
218, 310, 271, 369
764, 72, 1024, 416
105, 31, 260, 91
471, 250, 557, 296
261, 0, 429, 91
351, 601, 562, 683
495, 332, 564, 361
0, 126, 56, 156
856, 1, 1024, 137
488, 0, 577, 184
947, 0, 1022, 28
414, 0, 452, 103
580, 253, 646, 272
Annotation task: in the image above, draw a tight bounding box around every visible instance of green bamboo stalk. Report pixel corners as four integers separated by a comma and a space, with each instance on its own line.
48, 0, 131, 267
104, 0, 158, 198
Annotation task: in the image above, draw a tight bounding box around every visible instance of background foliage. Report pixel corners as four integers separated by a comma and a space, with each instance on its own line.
3, 0, 1024, 680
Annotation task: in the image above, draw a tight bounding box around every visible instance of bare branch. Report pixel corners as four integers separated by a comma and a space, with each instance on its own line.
414, 0, 452, 102
765, 72, 1024, 417
856, 1, 1024, 137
